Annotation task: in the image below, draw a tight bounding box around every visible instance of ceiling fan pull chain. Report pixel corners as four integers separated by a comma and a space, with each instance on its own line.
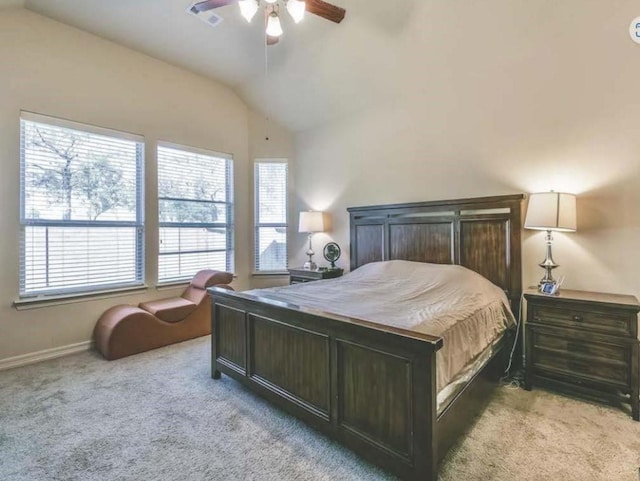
264, 12, 271, 141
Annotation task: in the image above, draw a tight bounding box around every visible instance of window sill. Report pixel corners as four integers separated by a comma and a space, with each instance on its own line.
13, 285, 149, 311
252, 271, 289, 277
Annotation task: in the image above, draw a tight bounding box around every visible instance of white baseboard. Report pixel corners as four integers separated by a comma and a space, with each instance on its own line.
0, 340, 93, 372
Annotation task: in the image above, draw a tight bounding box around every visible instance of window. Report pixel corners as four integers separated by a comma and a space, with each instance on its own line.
157, 143, 234, 283
20, 113, 144, 297
254, 160, 288, 272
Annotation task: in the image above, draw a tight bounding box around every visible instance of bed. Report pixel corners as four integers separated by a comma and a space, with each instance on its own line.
208, 194, 524, 481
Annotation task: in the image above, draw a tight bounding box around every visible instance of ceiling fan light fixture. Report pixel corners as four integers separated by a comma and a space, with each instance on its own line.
238, 0, 259, 22
286, 0, 305, 23
264, 0, 278, 4
266, 11, 283, 37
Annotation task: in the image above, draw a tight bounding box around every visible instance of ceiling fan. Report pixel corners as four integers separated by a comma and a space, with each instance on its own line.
189, 0, 346, 45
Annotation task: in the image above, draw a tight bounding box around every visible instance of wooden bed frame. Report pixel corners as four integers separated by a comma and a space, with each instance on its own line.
208, 194, 523, 481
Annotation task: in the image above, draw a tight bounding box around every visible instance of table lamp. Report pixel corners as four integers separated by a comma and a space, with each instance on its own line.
298, 211, 327, 270
524, 191, 577, 286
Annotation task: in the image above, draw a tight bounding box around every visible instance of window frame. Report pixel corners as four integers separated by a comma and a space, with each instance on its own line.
18, 111, 145, 299
157, 141, 234, 284
253, 159, 289, 275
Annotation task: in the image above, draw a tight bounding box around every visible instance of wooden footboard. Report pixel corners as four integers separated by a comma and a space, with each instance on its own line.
210, 288, 444, 481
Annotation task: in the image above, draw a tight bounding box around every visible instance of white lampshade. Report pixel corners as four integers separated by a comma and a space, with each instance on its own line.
286, 0, 306, 23
266, 12, 283, 37
298, 211, 327, 233
238, 0, 258, 22
264, 0, 277, 3
525, 192, 577, 232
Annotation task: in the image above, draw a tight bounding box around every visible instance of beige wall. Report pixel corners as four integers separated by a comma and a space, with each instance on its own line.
0, 9, 292, 361
292, 3, 640, 300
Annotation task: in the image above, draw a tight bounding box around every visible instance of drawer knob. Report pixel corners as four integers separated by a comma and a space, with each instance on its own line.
573, 315, 583, 322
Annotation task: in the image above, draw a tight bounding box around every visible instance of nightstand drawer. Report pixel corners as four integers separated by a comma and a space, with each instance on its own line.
531, 305, 633, 337
289, 268, 344, 285
290, 279, 311, 284
532, 330, 629, 363
532, 346, 629, 389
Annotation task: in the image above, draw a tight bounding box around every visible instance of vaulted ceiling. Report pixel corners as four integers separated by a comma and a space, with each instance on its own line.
9, 1, 630, 133
2, 0, 416, 132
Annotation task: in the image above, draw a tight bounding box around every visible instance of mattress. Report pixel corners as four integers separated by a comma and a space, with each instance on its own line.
246, 260, 516, 392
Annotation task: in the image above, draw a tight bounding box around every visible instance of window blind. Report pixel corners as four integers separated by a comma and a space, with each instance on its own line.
19, 113, 144, 297
157, 143, 234, 282
254, 161, 288, 272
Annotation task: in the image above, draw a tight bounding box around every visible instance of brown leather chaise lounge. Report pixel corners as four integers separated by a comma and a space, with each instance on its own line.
94, 270, 233, 360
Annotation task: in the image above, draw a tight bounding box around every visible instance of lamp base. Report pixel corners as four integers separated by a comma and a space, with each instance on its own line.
538, 229, 559, 286
304, 233, 316, 271
538, 260, 559, 286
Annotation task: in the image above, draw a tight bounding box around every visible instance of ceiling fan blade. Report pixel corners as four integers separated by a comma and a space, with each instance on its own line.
267, 35, 280, 46
305, 0, 346, 23
189, 0, 238, 14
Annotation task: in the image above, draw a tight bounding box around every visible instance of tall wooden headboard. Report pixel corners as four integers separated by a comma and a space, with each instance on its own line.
348, 194, 524, 308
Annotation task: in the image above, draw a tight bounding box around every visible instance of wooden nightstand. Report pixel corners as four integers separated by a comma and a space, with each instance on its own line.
524, 288, 640, 420
288, 267, 344, 285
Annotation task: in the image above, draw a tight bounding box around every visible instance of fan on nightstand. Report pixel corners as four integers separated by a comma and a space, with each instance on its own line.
323, 242, 341, 269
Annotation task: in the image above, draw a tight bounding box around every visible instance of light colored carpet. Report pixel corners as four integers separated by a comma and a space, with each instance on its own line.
1, 337, 639, 481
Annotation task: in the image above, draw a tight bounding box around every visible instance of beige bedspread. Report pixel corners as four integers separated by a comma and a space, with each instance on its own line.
246, 260, 515, 391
